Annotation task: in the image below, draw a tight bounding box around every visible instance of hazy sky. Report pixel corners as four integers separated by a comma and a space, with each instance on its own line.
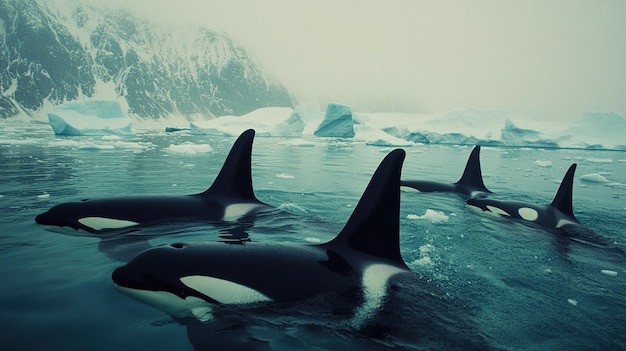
84, 0, 626, 120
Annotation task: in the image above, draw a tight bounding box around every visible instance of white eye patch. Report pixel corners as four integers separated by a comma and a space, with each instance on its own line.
517, 207, 539, 221
180, 275, 272, 304
78, 217, 139, 230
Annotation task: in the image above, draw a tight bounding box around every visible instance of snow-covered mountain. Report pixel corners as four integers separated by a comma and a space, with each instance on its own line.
0, 0, 294, 119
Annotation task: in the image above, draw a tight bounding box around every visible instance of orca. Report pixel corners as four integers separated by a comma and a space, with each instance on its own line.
465, 164, 580, 229
111, 149, 412, 325
401, 145, 492, 197
35, 129, 271, 235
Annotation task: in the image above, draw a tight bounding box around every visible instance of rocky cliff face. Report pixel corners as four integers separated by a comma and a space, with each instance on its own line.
0, 0, 294, 119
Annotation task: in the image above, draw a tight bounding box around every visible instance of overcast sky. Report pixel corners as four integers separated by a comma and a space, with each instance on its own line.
84, 0, 626, 121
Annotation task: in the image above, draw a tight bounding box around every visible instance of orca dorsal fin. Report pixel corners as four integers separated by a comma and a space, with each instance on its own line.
200, 129, 259, 201
549, 163, 577, 219
324, 149, 407, 266
455, 145, 492, 193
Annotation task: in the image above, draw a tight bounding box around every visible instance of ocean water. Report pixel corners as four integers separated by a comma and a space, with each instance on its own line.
1, 123, 625, 350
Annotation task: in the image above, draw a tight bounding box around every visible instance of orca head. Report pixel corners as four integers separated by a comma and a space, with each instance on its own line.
35, 199, 140, 234
112, 243, 218, 321
112, 243, 205, 320
112, 242, 273, 321
35, 200, 91, 233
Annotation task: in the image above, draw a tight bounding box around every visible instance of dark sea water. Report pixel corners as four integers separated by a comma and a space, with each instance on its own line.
1, 123, 625, 350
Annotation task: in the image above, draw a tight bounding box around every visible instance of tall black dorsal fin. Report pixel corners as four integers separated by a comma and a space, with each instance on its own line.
549, 163, 577, 219
200, 129, 258, 201
324, 149, 407, 266
455, 145, 492, 193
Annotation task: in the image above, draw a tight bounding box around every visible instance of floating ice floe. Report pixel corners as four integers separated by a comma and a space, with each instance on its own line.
600, 269, 618, 276
354, 125, 415, 147
533, 160, 553, 167
47, 136, 154, 152
164, 143, 213, 156
275, 173, 295, 179
586, 158, 614, 164
278, 139, 317, 147
412, 244, 436, 266
77, 142, 115, 151
190, 107, 304, 137
580, 173, 610, 183
407, 209, 449, 223
47, 100, 133, 136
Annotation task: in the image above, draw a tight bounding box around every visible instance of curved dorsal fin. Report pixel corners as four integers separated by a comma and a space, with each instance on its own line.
455, 145, 492, 193
324, 149, 407, 266
549, 163, 577, 219
200, 129, 259, 201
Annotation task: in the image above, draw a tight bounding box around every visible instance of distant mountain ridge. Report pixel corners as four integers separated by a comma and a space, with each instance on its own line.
0, 0, 295, 119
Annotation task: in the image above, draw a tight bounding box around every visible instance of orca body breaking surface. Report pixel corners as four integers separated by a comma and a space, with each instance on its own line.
466, 164, 580, 229
112, 149, 412, 324
401, 145, 492, 197
35, 129, 271, 234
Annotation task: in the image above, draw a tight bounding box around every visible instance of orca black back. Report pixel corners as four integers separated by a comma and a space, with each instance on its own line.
455, 145, 492, 193
324, 149, 407, 267
200, 129, 260, 202
549, 163, 577, 220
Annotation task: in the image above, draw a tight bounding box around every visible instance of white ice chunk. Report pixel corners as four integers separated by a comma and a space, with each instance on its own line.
314, 103, 356, 138
533, 160, 553, 167
601, 269, 618, 276
412, 244, 435, 266
354, 125, 415, 147
407, 209, 449, 223
580, 173, 610, 183
190, 107, 304, 137
275, 173, 295, 179
586, 158, 614, 164
47, 100, 133, 136
165, 143, 213, 156
278, 138, 317, 147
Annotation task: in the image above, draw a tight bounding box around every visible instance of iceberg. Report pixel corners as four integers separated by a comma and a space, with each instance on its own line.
47, 100, 133, 136
314, 103, 356, 138
318, 106, 625, 151
501, 120, 559, 148
190, 107, 304, 137
355, 109, 509, 145
353, 125, 414, 147
554, 112, 626, 150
